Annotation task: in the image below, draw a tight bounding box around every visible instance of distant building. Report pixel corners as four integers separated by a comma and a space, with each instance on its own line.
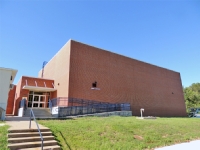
0, 67, 17, 120
6, 39, 187, 117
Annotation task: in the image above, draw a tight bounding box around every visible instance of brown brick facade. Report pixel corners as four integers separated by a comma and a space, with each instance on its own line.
6, 85, 16, 114
12, 76, 55, 115
8, 39, 186, 117
67, 40, 186, 117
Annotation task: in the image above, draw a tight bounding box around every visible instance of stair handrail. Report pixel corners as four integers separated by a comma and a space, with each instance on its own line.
29, 109, 44, 150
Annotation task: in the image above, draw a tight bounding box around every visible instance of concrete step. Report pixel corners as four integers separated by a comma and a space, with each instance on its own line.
5, 116, 30, 121
26, 114, 52, 117
6, 114, 14, 116
23, 113, 51, 115
28, 112, 51, 115
8, 140, 58, 150
8, 132, 52, 138
24, 108, 52, 117
8, 136, 55, 143
8, 128, 50, 133
6, 120, 60, 150
19, 145, 60, 150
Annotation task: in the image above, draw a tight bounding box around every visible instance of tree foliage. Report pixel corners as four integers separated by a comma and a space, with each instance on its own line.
183, 83, 200, 112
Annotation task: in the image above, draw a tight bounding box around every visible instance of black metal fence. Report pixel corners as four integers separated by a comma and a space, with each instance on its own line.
50, 97, 131, 117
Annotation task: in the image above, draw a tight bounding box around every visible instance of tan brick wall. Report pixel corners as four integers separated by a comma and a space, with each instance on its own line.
38, 40, 71, 98
68, 40, 187, 117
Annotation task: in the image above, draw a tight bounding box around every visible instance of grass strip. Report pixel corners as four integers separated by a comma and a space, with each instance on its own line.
38, 117, 200, 150
0, 121, 9, 150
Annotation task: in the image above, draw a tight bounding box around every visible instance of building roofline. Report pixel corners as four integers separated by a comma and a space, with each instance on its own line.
0, 67, 18, 84
21, 75, 54, 81
38, 39, 71, 73
70, 39, 180, 74
15, 75, 54, 86
38, 39, 180, 75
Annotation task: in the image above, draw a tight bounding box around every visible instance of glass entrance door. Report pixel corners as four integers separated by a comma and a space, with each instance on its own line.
28, 91, 49, 108
32, 95, 46, 108
28, 95, 46, 108
39, 96, 46, 107
28, 95, 33, 107
33, 95, 39, 107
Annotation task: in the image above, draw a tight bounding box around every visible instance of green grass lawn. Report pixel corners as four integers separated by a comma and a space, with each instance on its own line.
0, 122, 9, 150
38, 117, 200, 150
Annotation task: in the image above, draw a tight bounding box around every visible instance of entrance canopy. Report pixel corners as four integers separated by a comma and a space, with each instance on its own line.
23, 85, 57, 92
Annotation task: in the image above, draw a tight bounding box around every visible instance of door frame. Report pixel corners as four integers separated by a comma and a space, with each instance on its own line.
28, 91, 50, 108
32, 95, 46, 108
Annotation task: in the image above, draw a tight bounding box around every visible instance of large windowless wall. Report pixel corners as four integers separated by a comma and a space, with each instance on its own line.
38, 39, 186, 117
38, 40, 71, 98
68, 40, 186, 117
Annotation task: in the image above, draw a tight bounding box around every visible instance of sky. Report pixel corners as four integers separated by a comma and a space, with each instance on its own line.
0, 0, 199, 87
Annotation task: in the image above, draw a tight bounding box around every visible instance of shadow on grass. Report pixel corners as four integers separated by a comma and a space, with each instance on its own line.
59, 131, 72, 150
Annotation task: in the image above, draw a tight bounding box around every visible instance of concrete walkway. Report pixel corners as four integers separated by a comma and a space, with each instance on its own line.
155, 140, 200, 150
5, 116, 48, 130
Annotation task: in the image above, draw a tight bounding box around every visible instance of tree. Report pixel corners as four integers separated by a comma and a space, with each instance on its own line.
183, 83, 200, 112
190, 83, 200, 94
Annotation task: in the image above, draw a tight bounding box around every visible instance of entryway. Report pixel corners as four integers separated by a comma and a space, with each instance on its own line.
28, 91, 50, 108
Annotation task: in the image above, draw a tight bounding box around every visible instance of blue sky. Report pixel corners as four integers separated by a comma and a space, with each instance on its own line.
0, 0, 199, 87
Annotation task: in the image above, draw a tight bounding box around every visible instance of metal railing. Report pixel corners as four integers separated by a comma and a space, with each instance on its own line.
27, 101, 50, 108
51, 97, 118, 107
29, 109, 43, 150
58, 103, 131, 117
50, 97, 131, 117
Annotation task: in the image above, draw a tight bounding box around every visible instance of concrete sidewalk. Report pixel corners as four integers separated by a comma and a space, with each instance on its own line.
155, 140, 200, 150
5, 116, 48, 130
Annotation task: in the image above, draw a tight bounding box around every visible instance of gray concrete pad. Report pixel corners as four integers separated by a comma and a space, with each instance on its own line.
6, 116, 30, 121
5, 116, 48, 130
155, 140, 200, 150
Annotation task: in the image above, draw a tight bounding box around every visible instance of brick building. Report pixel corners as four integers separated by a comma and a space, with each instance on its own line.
9, 76, 56, 115
6, 39, 187, 117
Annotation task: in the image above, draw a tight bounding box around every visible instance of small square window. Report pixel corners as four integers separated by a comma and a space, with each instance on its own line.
92, 82, 97, 88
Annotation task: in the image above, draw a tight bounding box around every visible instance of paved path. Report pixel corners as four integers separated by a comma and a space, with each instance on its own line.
0, 123, 5, 126
5, 116, 48, 130
155, 140, 200, 150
